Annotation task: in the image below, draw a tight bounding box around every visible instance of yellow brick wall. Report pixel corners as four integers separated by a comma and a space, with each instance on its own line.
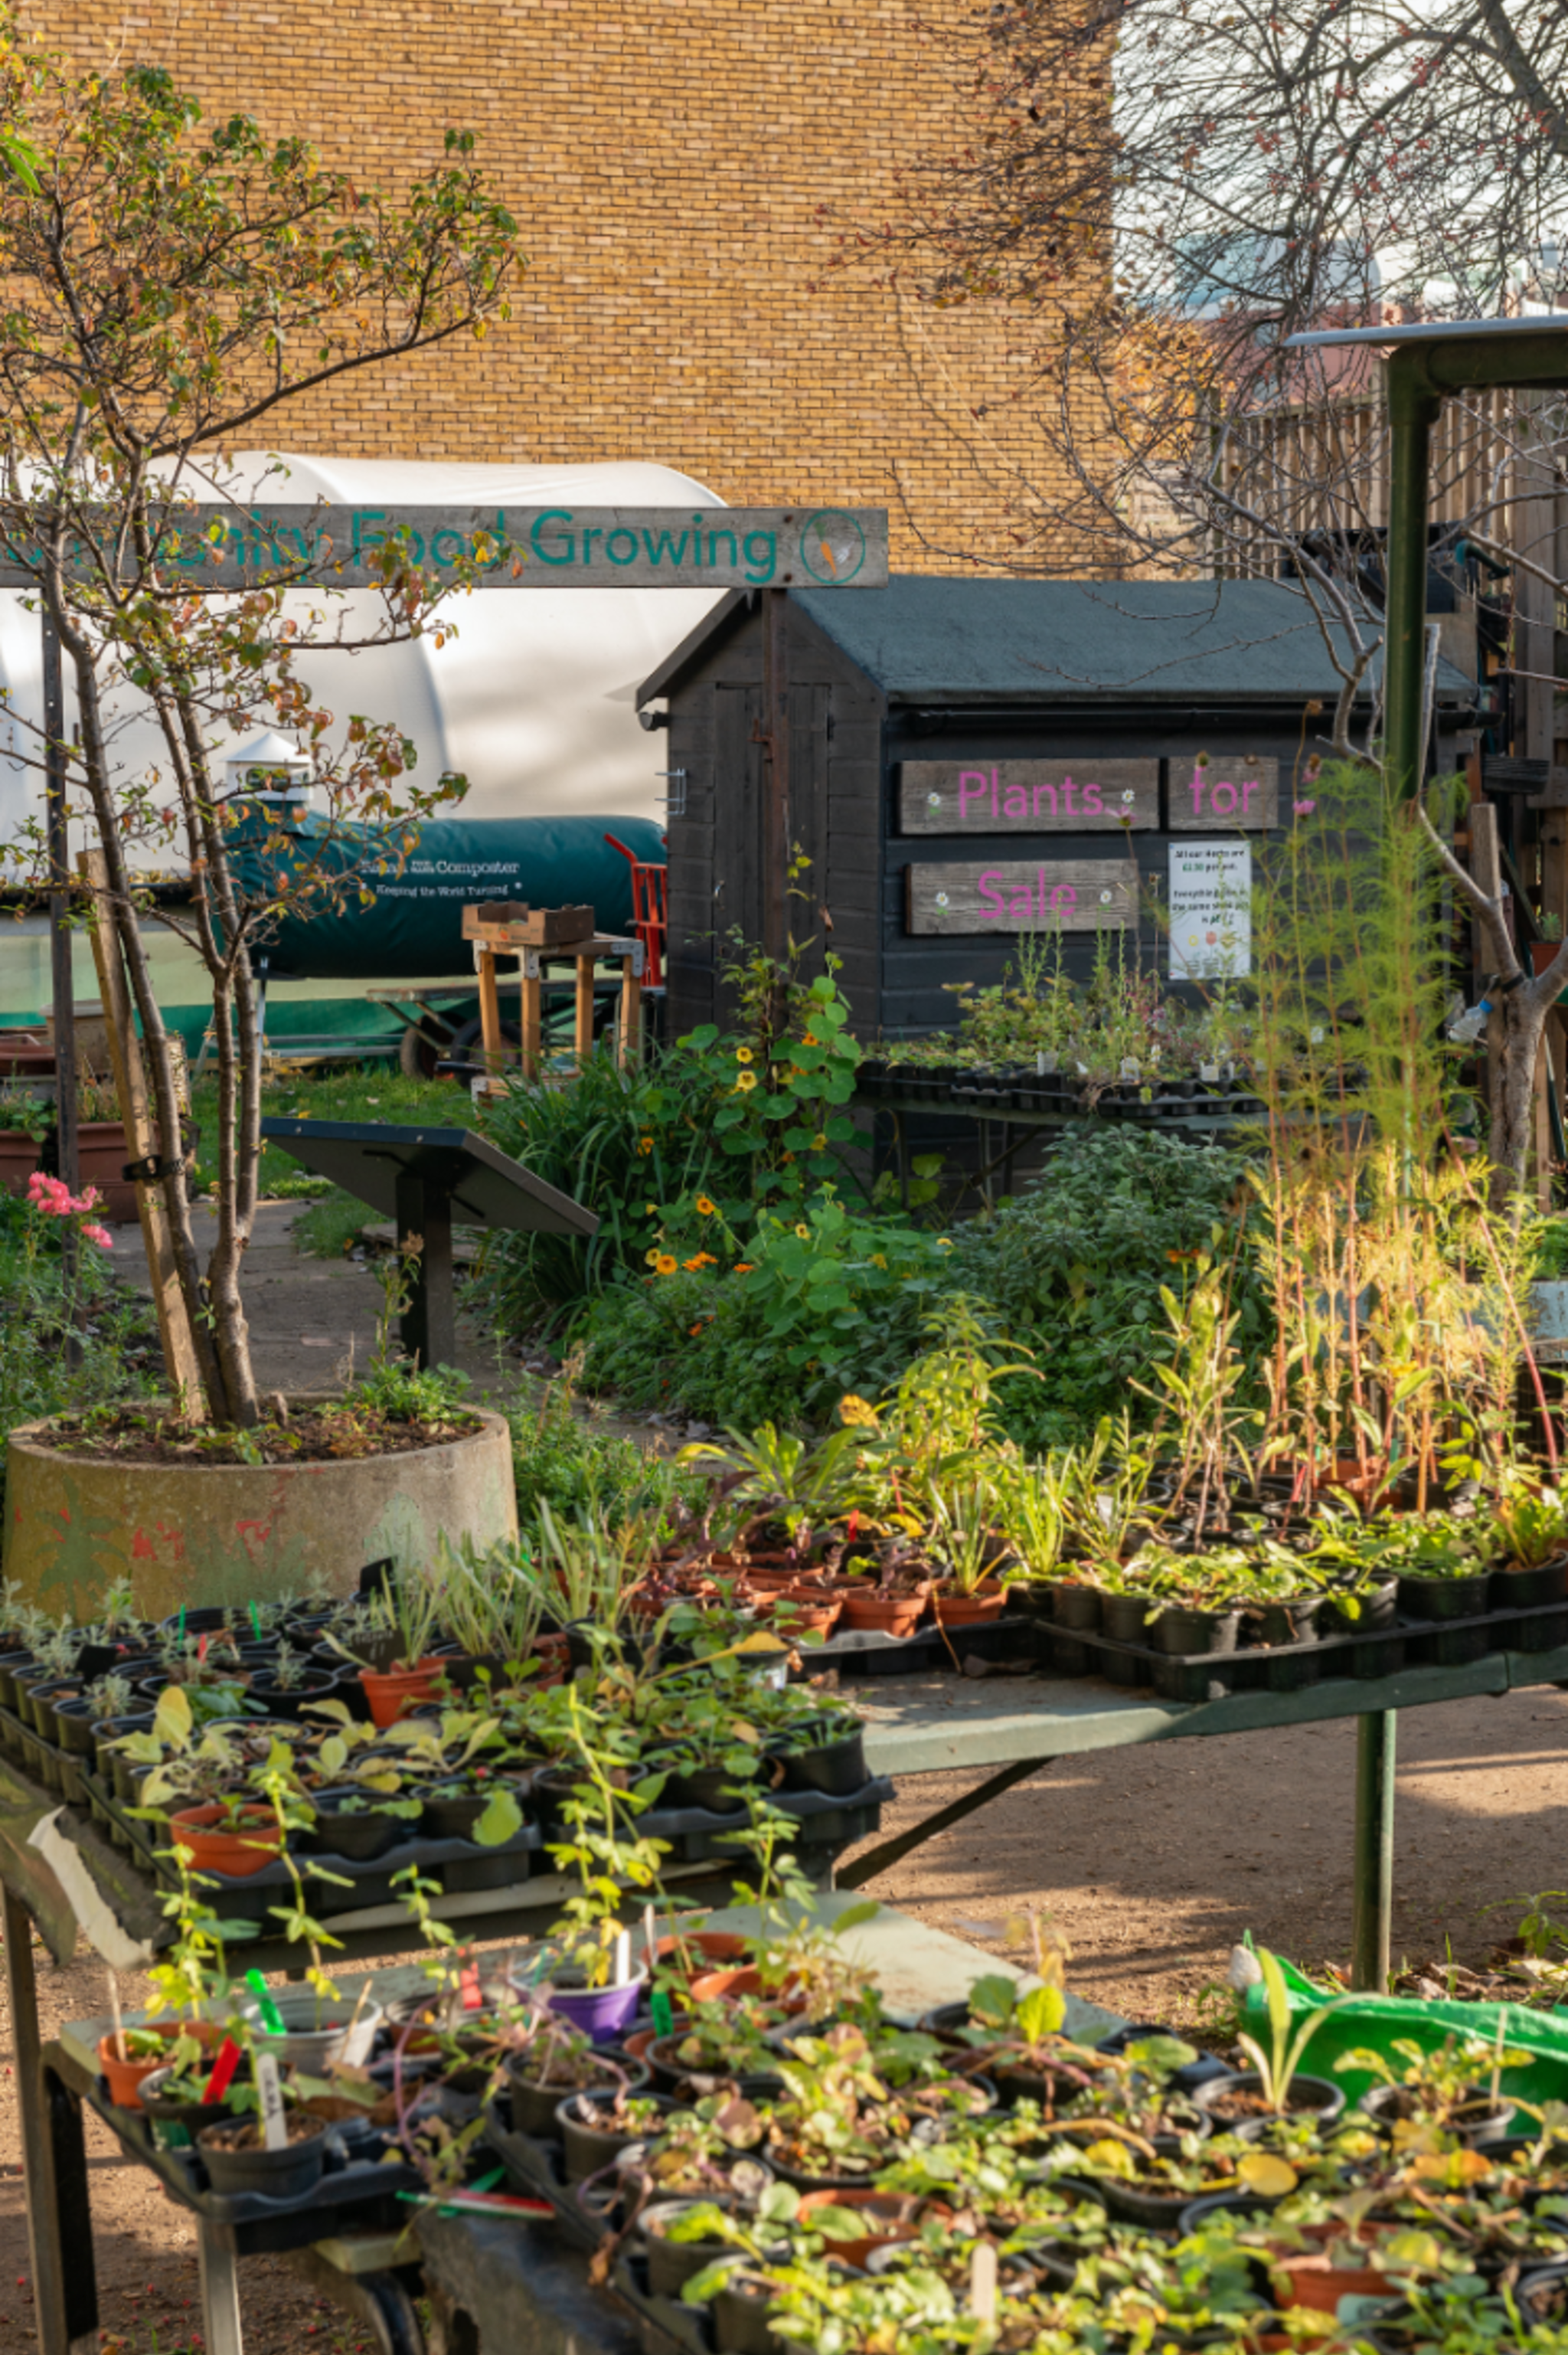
31, 0, 1103, 571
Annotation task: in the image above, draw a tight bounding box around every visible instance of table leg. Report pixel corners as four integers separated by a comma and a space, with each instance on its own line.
4, 1885, 98, 2355
574, 954, 595, 1066
198, 2226, 244, 2355
1351, 1709, 1396, 1992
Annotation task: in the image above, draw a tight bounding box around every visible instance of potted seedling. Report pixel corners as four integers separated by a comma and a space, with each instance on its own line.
831, 1540, 933, 1639
246, 1640, 341, 1720
1194, 1948, 1347, 2131
337, 1571, 450, 1728
927, 1483, 1013, 1627
1342, 2033, 1525, 2146
647, 1999, 781, 2092
198, 2066, 330, 2202
555, 2081, 675, 2184
763, 2023, 904, 2189
935, 1974, 1110, 2114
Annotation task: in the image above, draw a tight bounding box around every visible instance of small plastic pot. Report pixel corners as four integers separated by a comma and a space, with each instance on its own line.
1046, 1580, 1103, 1633
245, 1990, 384, 2073
555, 2085, 675, 2183
543, 1964, 646, 2046
358, 1658, 452, 1728
168, 1804, 284, 1879
100, 2032, 187, 2109
304, 1788, 411, 1863
244, 1670, 342, 1722
643, 2202, 759, 2300
505, 2052, 649, 2139
773, 1725, 867, 1798
1151, 1602, 1242, 1657
198, 2115, 327, 2203
138, 2065, 234, 2146
1489, 1555, 1568, 1611
1395, 1569, 1490, 1623
661, 1758, 758, 1815
417, 1786, 497, 1842
652, 1931, 750, 1981
794, 2188, 923, 2269
1357, 2080, 1514, 2145
713, 2270, 793, 2355
1191, 2070, 1344, 2132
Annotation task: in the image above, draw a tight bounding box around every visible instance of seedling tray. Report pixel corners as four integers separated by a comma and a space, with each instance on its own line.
482, 2092, 616, 2254
1032, 1595, 1568, 1702
85, 2075, 423, 2239
632, 1777, 892, 1863
611, 2246, 715, 2355
803, 1614, 1034, 1680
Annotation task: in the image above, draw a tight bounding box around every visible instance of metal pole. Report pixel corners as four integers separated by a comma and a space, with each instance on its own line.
1383, 355, 1439, 803
42, 610, 77, 1195
761, 586, 791, 967
1350, 1708, 1396, 1991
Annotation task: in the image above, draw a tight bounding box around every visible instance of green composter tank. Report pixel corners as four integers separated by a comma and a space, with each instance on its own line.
234, 813, 666, 980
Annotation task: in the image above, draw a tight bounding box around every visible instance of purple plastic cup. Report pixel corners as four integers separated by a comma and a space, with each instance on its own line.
544, 1967, 645, 2045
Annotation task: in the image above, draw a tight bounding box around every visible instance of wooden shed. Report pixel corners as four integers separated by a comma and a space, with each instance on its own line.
636, 577, 1476, 1041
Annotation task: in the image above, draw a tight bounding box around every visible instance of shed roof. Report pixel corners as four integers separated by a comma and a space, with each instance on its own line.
639, 576, 1476, 708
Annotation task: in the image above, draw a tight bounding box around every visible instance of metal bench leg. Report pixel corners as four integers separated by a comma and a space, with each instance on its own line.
4, 1885, 98, 2355
285, 2245, 425, 2355
1351, 1709, 1396, 1992
198, 2226, 244, 2355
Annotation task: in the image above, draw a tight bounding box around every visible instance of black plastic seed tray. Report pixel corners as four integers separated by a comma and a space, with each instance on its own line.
74, 1766, 543, 1922
612, 2247, 715, 2355
804, 1612, 1034, 1681
1031, 1595, 1568, 1703
85, 2075, 423, 2236
635, 1778, 893, 1864
482, 2092, 613, 2254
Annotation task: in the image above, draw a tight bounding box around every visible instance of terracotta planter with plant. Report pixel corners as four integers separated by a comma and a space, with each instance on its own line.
167, 1801, 285, 1879
932, 1581, 1009, 1627
837, 1581, 931, 1637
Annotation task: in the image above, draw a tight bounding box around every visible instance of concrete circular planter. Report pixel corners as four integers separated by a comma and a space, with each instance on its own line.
2, 1401, 517, 1621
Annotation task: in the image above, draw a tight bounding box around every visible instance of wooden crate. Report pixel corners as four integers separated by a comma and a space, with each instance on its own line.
462, 903, 595, 947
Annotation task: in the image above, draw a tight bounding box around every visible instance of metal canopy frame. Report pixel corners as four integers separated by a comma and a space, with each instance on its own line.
1285, 314, 1568, 797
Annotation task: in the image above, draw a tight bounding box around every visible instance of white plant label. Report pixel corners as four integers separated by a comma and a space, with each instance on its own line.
255, 2050, 288, 2152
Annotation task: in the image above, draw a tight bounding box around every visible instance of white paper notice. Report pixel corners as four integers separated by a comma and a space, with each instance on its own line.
1168, 842, 1252, 979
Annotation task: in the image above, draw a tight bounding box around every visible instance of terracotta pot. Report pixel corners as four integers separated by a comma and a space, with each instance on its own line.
0, 1130, 46, 1200
653, 1931, 751, 1980
795, 2188, 924, 2268
687, 1964, 764, 2003
838, 1583, 931, 1637
1269, 2252, 1395, 2314
75, 1120, 142, 1225
769, 1590, 843, 1637
168, 1803, 284, 1878
931, 1582, 1008, 1627
98, 2020, 221, 2109
1534, 940, 1566, 978
358, 1657, 451, 1728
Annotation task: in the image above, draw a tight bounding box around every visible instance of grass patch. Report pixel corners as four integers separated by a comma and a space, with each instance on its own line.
188, 1062, 466, 1222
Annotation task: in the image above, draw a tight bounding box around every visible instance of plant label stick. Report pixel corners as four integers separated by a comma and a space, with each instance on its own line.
204, 2036, 243, 2106
106, 1971, 126, 2063
970, 2242, 998, 2325
255, 2049, 288, 2152
613, 1928, 631, 1987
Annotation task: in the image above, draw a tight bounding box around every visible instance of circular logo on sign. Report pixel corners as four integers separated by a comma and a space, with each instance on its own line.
799, 510, 867, 585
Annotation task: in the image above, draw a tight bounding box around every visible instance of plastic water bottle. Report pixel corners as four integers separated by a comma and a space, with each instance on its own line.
1447, 997, 1492, 1045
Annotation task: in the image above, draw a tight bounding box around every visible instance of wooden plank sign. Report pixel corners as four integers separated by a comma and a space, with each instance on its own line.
906, 860, 1137, 934
900, 760, 1158, 835
1168, 756, 1279, 829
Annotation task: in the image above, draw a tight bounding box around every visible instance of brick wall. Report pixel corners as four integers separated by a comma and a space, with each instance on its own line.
33, 0, 1103, 571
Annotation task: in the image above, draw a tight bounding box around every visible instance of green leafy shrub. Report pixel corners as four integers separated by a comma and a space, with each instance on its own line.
948, 1125, 1267, 1447
508, 1382, 706, 1521
573, 1196, 965, 1430
478, 944, 868, 1333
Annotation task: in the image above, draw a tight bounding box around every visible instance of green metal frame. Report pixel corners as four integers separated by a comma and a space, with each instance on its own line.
1287, 316, 1568, 796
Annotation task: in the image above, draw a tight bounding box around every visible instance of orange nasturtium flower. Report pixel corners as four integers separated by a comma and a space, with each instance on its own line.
733, 1262, 754, 1274
696, 1195, 717, 1216
655, 1253, 678, 1276
637, 1136, 654, 1156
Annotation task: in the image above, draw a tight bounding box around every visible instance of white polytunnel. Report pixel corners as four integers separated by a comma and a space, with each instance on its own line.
0, 456, 730, 847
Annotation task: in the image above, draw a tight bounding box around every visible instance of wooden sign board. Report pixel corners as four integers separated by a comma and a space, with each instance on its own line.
0, 505, 889, 593
1168, 757, 1279, 829
900, 760, 1158, 835
906, 860, 1137, 934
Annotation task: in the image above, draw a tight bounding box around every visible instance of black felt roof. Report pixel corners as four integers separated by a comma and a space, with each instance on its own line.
639, 577, 1475, 707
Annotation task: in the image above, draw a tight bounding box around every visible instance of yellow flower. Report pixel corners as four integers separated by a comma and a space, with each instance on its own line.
655, 1253, 678, 1275
735, 1071, 758, 1093
735, 1045, 754, 1065
812, 1132, 828, 1151
637, 1136, 654, 1156
795, 1224, 811, 1240
645, 1248, 662, 1267
936, 1237, 952, 1250
696, 1195, 717, 1217
871, 1252, 887, 1269
838, 1394, 880, 1428
646, 1202, 658, 1214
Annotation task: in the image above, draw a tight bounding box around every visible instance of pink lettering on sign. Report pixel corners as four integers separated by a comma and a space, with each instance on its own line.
1081, 780, 1103, 814
959, 770, 991, 819
1187, 770, 1266, 817
1032, 780, 1058, 816
978, 869, 1003, 917
1049, 881, 1077, 916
